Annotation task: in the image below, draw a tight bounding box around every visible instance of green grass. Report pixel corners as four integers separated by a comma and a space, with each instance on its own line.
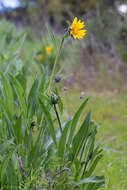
61, 89, 127, 190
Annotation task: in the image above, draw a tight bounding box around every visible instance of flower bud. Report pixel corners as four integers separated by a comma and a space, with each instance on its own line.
54, 76, 62, 83
51, 93, 58, 105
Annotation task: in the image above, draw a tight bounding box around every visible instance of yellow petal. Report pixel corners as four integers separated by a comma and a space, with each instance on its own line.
70, 17, 86, 39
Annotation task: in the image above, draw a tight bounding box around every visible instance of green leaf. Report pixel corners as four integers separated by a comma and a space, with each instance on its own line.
14, 114, 22, 144
73, 176, 105, 186
0, 113, 7, 139
0, 72, 14, 114
11, 32, 26, 56
6, 160, 18, 189
27, 76, 39, 117
0, 97, 12, 122
8, 73, 27, 118
84, 127, 96, 164
0, 35, 6, 53
40, 93, 51, 104
28, 77, 39, 106
68, 98, 89, 145
0, 140, 14, 154
46, 24, 58, 49
39, 99, 57, 147
1, 148, 16, 182
71, 110, 91, 162
87, 154, 102, 177
58, 120, 71, 158
87, 181, 104, 190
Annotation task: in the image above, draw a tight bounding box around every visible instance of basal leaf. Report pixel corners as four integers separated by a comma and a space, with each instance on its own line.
8, 73, 27, 119
58, 120, 71, 158
39, 99, 57, 147
73, 176, 105, 186
71, 110, 91, 162
0, 72, 14, 115
68, 98, 89, 145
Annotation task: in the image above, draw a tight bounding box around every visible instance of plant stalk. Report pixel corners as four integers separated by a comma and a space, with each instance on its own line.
48, 37, 65, 93
53, 104, 62, 133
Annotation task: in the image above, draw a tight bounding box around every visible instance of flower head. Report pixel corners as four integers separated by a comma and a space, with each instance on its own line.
70, 17, 87, 39
38, 54, 43, 61
45, 45, 52, 55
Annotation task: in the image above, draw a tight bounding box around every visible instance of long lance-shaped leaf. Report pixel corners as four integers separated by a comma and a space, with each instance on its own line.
68, 98, 89, 145
1, 148, 16, 182
46, 24, 58, 49
28, 76, 39, 107
73, 176, 105, 187
86, 154, 102, 177
71, 110, 91, 162
39, 99, 57, 147
87, 182, 104, 190
84, 127, 96, 164
0, 98, 15, 137
0, 97, 12, 122
11, 32, 26, 56
58, 120, 71, 158
8, 73, 27, 119
0, 72, 14, 115
84, 146, 103, 178
27, 76, 39, 117
14, 114, 22, 144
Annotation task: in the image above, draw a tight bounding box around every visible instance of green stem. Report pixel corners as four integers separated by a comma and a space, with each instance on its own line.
53, 104, 62, 134
48, 36, 65, 94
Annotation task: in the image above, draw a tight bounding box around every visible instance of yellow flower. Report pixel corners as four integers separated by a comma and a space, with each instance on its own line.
38, 54, 43, 61
45, 45, 52, 55
70, 17, 87, 39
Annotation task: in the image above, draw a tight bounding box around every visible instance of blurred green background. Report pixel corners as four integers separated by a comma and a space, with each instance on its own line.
0, 0, 127, 189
